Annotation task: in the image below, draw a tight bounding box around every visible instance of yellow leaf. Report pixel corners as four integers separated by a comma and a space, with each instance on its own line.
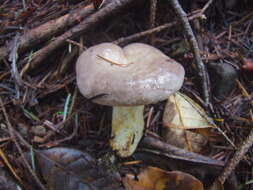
163, 92, 213, 129
162, 92, 213, 152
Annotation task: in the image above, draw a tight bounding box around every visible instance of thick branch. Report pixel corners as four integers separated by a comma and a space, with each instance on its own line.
27, 0, 134, 71
0, 4, 95, 60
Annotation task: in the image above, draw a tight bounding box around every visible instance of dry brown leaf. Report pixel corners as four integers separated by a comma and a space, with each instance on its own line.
162, 127, 208, 152
19, 147, 122, 190
123, 166, 204, 190
162, 92, 213, 152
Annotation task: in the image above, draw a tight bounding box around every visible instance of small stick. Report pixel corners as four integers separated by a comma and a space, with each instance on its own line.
168, 0, 210, 107
150, 0, 157, 29
149, 0, 157, 44
0, 4, 95, 60
97, 54, 132, 67
114, 12, 204, 45
97, 55, 124, 66
200, 0, 213, 14
26, 0, 134, 73
146, 107, 154, 129
66, 39, 85, 50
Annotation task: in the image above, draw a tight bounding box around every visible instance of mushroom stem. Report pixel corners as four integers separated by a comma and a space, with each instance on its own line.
110, 106, 144, 157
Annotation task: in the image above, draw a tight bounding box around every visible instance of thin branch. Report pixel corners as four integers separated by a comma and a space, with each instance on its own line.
149, 0, 157, 29
114, 12, 204, 45
168, 0, 210, 107
200, 0, 214, 14
149, 0, 157, 44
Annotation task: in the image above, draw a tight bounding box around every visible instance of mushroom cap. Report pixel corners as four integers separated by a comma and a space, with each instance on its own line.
76, 43, 185, 106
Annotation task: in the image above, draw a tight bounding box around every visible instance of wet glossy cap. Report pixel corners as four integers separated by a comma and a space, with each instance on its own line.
76, 43, 185, 106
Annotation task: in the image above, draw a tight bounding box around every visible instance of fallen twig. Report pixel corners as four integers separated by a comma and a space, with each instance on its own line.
141, 135, 224, 167
200, 0, 213, 14
114, 11, 204, 45
23, 0, 134, 74
168, 0, 210, 107
149, 0, 157, 44
0, 3, 95, 60
9, 34, 23, 101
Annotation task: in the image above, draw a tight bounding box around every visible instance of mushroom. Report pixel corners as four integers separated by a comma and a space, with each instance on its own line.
76, 43, 185, 157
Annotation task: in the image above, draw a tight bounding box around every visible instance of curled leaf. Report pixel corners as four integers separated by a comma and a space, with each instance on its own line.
162, 92, 213, 152
163, 92, 212, 129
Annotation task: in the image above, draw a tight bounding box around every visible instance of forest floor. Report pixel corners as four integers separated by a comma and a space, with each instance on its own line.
0, 0, 253, 190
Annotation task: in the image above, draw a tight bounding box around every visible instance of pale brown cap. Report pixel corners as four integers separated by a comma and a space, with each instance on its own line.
76, 43, 185, 106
